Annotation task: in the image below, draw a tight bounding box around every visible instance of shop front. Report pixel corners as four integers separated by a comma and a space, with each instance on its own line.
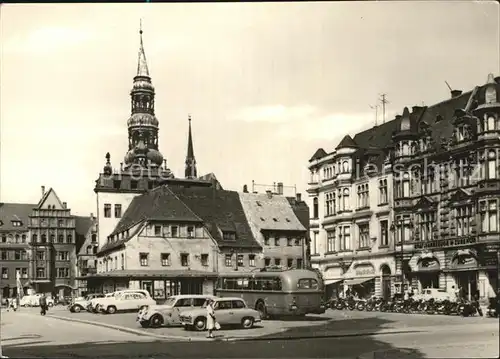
446, 249, 478, 301
343, 262, 378, 299
322, 265, 346, 299
415, 254, 440, 290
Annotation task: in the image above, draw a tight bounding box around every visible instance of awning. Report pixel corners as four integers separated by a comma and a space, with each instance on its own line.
344, 277, 376, 286
324, 279, 343, 286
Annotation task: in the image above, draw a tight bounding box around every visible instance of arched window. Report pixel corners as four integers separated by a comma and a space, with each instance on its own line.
342, 161, 349, 173
86, 245, 92, 255
41, 234, 47, 243
342, 188, 350, 210
15, 235, 20, 243
32, 234, 37, 243
402, 172, 410, 197
67, 234, 73, 243
93, 246, 98, 255
487, 115, 496, 131
91, 234, 97, 243
313, 197, 319, 218
402, 142, 409, 156
50, 234, 55, 243
488, 150, 497, 179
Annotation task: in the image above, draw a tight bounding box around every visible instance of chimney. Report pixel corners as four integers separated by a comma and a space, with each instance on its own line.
266, 190, 273, 199
120, 162, 123, 171
41, 186, 45, 196
451, 90, 462, 98
243, 184, 248, 193
277, 182, 284, 195
90, 213, 94, 219
296, 193, 302, 202
62, 202, 67, 209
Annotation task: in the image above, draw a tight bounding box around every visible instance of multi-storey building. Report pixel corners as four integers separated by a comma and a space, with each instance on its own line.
307, 73, 500, 301
75, 214, 98, 296
0, 203, 32, 298
94, 26, 221, 251
239, 190, 308, 269
90, 185, 261, 298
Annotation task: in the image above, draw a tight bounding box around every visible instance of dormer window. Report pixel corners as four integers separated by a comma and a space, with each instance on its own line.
456, 126, 465, 142
11, 221, 22, 227
222, 231, 236, 241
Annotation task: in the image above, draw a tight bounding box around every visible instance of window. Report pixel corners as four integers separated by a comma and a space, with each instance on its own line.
358, 224, 370, 248
417, 212, 434, 241
67, 234, 72, 243
113, 180, 121, 189
57, 235, 64, 243
41, 234, 47, 243
36, 251, 45, 260
187, 226, 194, 238
380, 220, 389, 246
223, 231, 236, 241
274, 237, 280, 246
326, 229, 335, 252
36, 268, 45, 278
402, 172, 410, 197
14, 250, 21, 260
487, 115, 496, 131
181, 253, 189, 267
357, 184, 369, 208
264, 234, 270, 246
201, 254, 209, 266
248, 254, 256, 267
104, 204, 111, 218
325, 192, 336, 216
287, 258, 294, 268
312, 231, 319, 255
161, 253, 170, 266
313, 197, 319, 218
91, 234, 97, 243
341, 188, 350, 211
456, 205, 472, 236
56, 251, 69, 261
1, 268, 8, 279
480, 200, 498, 233
297, 278, 319, 289
0, 251, 6, 260
287, 237, 293, 246
342, 160, 350, 173
297, 258, 303, 269
264, 258, 271, 267
120, 253, 124, 270
50, 234, 55, 243
154, 225, 162, 236
488, 150, 497, 179
171, 226, 178, 237
274, 258, 281, 266
21, 268, 28, 278
237, 255, 244, 267
339, 226, 351, 251
225, 254, 232, 267
379, 179, 388, 204
422, 169, 436, 194
57, 268, 70, 278
295, 237, 301, 246
139, 253, 149, 266
114, 204, 122, 218
131, 180, 138, 189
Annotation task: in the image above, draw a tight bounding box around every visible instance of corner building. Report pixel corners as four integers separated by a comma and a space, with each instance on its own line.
308, 74, 500, 301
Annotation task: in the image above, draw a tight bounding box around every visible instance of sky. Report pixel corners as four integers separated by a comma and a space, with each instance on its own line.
1, 2, 499, 215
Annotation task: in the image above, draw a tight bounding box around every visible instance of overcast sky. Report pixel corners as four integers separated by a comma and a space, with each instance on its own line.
1, 2, 499, 215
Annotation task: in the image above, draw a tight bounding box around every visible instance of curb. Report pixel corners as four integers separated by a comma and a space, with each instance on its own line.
44, 314, 205, 342
357, 348, 422, 359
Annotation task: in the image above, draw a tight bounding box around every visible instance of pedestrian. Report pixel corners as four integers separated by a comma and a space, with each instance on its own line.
206, 299, 216, 338
39, 293, 48, 316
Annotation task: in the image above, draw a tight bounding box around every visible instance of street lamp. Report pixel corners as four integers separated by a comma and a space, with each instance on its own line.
390, 218, 414, 294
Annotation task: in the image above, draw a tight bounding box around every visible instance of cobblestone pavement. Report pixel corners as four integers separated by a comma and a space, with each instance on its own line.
39, 306, 496, 340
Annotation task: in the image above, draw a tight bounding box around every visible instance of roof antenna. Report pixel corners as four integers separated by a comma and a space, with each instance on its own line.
445, 81, 452, 92
369, 104, 379, 126
379, 93, 389, 124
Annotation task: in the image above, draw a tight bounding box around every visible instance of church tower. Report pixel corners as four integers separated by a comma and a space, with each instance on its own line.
185, 115, 197, 179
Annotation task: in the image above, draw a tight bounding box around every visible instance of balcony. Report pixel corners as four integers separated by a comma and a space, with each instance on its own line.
476, 179, 500, 194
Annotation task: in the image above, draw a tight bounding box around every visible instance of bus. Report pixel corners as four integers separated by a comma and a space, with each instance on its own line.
215, 268, 326, 318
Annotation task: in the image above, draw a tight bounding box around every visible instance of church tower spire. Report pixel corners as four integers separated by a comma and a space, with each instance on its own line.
185, 114, 197, 179
123, 21, 167, 172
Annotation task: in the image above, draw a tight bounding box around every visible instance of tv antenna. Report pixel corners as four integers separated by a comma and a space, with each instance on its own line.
445, 81, 453, 92
369, 104, 379, 126
379, 93, 389, 123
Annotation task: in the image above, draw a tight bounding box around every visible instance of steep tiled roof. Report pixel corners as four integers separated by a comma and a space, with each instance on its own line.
0, 203, 36, 231
335, 134, 358, 150
239, 193, 306, 232
169, 186, 261, 249
309, 148, 328, 162
74, 215, 94, 253
109, 186, 203, 237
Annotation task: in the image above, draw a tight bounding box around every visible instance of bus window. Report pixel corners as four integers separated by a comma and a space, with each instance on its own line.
236, 278, 250, 290
297, 278, 319, 289
223, 278, 237, 290
272, 278, 283, 291
263, 280, 273, 291
251, 279, 262, 291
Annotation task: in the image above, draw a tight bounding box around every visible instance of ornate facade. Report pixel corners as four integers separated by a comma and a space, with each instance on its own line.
307, 74, 500, 301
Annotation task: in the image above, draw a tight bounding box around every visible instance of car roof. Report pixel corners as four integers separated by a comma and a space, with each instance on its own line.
170, 295, 216, 299
215, 297, 245, 301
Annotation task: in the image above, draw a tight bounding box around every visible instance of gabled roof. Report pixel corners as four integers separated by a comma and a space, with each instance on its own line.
449, 188, 473, 204
335, 135, 358, 150
74, 216, 95, 253
0, 203, 36, 231
37, 187, 64, 209
309, 148, 328, 162
109, 186, 203, 237
415, 196, 436, 210
239, 192, 306, 232
169, 186, 261, 249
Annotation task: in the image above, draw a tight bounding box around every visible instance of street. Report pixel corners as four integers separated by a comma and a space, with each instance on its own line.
1, 307, 498, 358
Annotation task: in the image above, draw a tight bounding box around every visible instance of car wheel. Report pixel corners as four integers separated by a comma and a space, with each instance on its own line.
107, 306, 117, 314
150, 314, 164, 328
73, 305, 82, 313
194, 317, 206, 331
241, 317, 254, 329
255, 301, 267, 319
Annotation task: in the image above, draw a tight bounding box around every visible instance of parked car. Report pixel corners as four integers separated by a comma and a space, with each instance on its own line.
88, 292, 116, 312
97, 290, 156, 314
180, 297, 261, 331
137, 294, 216, 328
20, 294, 55, 307
69, 293, 105, 313
415, 288, 451, 302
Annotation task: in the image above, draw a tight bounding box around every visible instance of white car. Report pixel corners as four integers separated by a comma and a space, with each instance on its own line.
20, 294, 54, 307
88, 292, 117, 312
70, 293, 105, 313
137, 295, 216, 328
416, 288, 451, 302
97, 290, 156, 314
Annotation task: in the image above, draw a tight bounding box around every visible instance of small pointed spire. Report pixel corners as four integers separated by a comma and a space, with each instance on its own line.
137, 19, 150, 77
185, 114, 197, 179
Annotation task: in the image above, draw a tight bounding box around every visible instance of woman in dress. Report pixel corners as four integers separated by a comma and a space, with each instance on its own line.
206, 299, 216, 338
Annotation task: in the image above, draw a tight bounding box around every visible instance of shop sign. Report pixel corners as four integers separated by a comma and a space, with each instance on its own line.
484, 243, 500, 253
414, 236, 476, 250
451, 255, 477, 269
354, 264, 375, 276
483, 254, 498, 267
417, 258, 440, 271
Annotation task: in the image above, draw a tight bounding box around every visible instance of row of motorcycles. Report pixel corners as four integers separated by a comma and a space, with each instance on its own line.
327, 295, 499, 318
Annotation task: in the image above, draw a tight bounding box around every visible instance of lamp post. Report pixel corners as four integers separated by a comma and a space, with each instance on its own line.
390, 218, 414, 294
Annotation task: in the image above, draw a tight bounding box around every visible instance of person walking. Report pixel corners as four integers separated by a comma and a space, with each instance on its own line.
206, 299, 216, 338
39, 293, 48, 316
